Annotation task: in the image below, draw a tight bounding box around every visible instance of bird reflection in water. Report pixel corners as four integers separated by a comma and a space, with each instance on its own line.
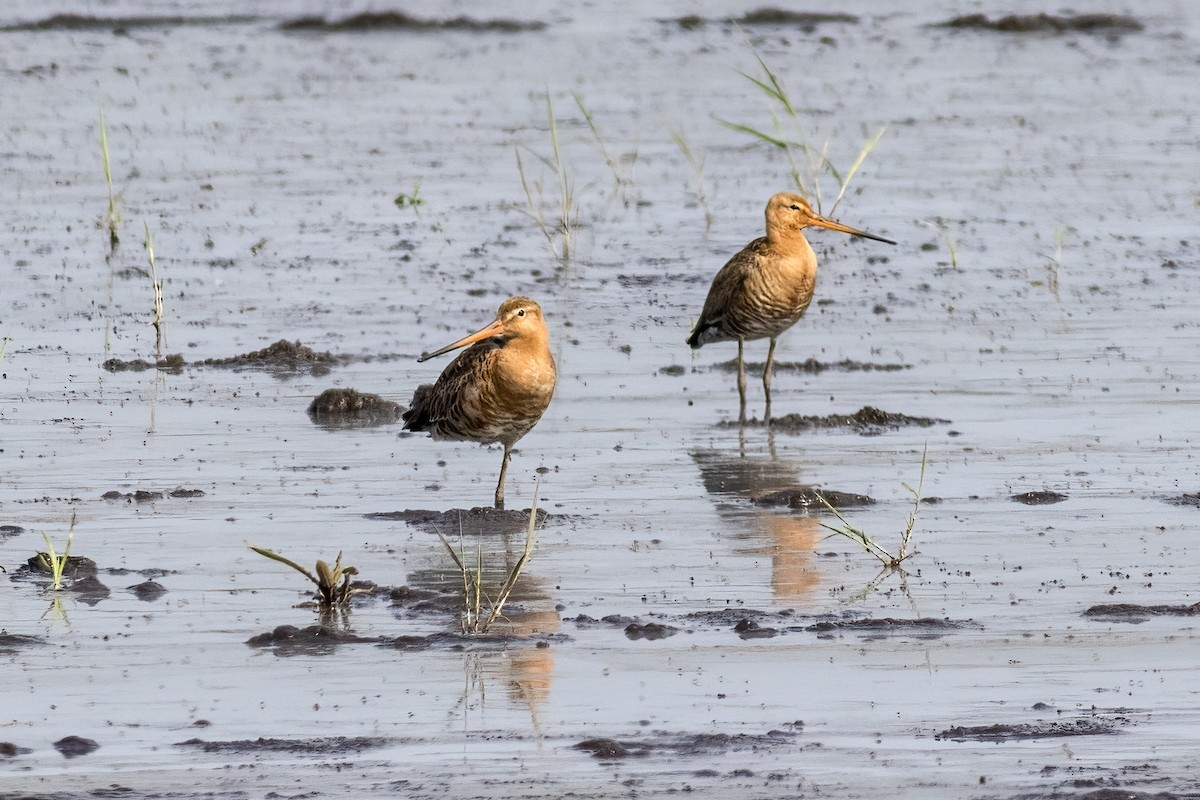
691, 439, 823, 601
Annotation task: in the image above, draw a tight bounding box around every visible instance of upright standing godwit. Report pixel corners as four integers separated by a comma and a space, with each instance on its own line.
687, 192, 895, 423
402, 296, 556, 509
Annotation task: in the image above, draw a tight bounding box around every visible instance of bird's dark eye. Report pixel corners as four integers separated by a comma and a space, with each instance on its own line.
517, 309, 526, 317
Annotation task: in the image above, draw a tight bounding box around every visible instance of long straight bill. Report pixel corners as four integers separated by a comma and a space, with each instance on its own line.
810, 215, 896, 245
417, 318, 505, 363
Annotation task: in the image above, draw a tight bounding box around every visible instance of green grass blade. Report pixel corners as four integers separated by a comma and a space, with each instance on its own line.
248, 545, 319, 585
830, 126, 886, 214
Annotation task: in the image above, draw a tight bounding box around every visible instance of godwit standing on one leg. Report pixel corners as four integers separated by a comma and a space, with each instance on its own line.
402, 296, 556, 509
686, 192, 895, 424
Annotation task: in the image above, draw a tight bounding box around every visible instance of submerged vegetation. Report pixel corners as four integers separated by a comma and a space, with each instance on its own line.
436, 484, 541, 635
818, 444, 927, 582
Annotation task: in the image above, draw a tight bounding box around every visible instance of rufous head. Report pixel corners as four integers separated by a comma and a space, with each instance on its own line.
418, 296, 548, 362
765, 192, 895, 245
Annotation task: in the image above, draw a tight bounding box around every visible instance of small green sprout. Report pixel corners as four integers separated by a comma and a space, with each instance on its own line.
37, 512, 77, 591
249, 546, 362, 609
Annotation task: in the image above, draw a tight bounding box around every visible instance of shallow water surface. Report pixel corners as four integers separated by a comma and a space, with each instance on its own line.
2, 1, 1200, 797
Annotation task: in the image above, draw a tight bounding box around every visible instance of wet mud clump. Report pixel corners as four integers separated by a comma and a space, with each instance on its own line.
733, 618, 778, 639
624, 622, 679, 640
246, 624, 383, 655
280, 12, 545, 33
127, 580, 168, 601
368, 506, 549, 535
935, 13, 1143, 35
575, 738, 635, 759
936, 718, 1122, 741
0, 741, 32, 757
733, 406, 948, 435
12, 555, 109, 603
753, 485, 875, 510
102, 489, 162, 502
0, 524, 23, 541
53, 735, 100, 758
1012, 490, 1068, 505
307, 388, 402, 428
199, 339, 335, 375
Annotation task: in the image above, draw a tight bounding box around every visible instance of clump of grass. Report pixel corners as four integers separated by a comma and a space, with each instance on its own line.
817, 443, 926, 574
669, 126, 713, 231
37, 512, 77, 591
394, 185, 425, 212
143, 222, 166, 356
717, 46, 885, 215
437, 483, 540, 635
98, 107, 121, 251
516, 93, 576, 261
573, 92, 635, 199
249, 545, 362, 609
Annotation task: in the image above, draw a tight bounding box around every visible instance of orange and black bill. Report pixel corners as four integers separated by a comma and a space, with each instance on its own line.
417, 317, 506, 363
810, 214, 896, 245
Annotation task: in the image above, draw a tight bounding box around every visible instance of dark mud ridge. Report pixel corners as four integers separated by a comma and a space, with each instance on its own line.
575, 725, 802, 760
935, 13, 1143, 35
102, 487, 205, 502
0, 524, 24, 540
728, 406, 949, 435
366, 506, 551, 535
1084, 601, 1200, 623
280, 12, 544, 33
0, 631, 46, 654
307, 388, 402, 428
103, 340, 337, 375
247, 624, 567, 656
102, 354, 185, 374
935, 717, 1124, 741
1012, 490, 1068, 505
753, 485, 875, 510
716, 357, 909, 374
805, 617, 978, 641
0, 14, 257, 32
177, 735, 391, 755
671, 9, 858, 31
571, 609, 976, 642
1163, 491, 1200, 507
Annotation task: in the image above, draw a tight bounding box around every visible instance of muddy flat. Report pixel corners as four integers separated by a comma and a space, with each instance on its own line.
2, 1, 1199, 798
